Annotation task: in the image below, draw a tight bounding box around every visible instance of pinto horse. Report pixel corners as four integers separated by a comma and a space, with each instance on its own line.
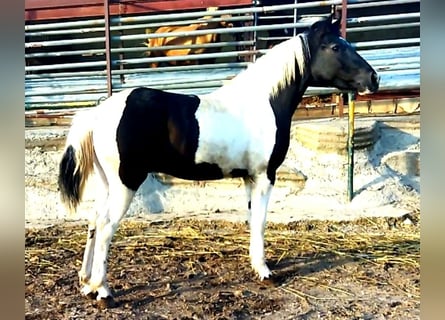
58, 15, 379, 306
144, 8, 232, 68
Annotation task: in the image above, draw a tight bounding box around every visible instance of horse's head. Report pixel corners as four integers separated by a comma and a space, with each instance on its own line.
219, 14, 233, 28
306, 15, 379, 95
201, 8, 233, 28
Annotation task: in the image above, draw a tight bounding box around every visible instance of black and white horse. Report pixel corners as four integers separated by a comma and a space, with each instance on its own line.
58, 15, 379, 305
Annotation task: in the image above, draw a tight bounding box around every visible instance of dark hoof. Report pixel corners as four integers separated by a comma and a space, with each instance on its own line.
256, 276, 277, 287
85, 292, 98, 300
96, 296, 117, 309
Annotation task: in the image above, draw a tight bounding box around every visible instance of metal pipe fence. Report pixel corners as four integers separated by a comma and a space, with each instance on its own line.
25, 0, 420, 110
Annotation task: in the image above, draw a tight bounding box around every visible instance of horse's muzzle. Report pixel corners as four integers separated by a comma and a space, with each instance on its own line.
370, 71, 380, 92
358, 71, 380, 95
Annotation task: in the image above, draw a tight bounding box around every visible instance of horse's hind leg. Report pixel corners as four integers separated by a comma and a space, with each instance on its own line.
81, 175, 135, 302
249, 173, 273, 280
79, 222, 97, 295
78, 159, 108, 290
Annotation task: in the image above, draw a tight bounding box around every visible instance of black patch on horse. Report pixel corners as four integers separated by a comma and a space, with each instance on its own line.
230, 168, 249, 178
116, 87, 224, 190
267, 76, 307, 184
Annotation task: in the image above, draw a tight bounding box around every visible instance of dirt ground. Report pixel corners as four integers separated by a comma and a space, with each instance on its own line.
25, 115, 420, 319
25, 215, 419, 320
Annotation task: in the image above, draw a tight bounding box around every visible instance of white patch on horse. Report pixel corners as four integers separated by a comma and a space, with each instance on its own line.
194, 93, 277, 176
249, 173, 273, 279
192, 36, 308, 177
92, 89, 134, 173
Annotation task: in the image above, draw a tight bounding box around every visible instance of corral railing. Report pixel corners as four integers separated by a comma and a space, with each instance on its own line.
25, 0, 420, 115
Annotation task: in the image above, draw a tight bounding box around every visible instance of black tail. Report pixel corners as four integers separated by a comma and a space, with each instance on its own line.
58, 109, 95, 214
57, 128, 94, 214
58, 145, 81, 213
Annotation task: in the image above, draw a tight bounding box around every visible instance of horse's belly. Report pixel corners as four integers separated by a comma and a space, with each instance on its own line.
194, 108, 276, 175
160, 162, 226, 181
195, 141, 248, 173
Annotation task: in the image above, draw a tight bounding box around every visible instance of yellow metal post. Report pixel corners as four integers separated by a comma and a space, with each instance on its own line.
347, 92, 355, 201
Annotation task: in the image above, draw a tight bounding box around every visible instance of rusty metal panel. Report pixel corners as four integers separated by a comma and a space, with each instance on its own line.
25, 0, 100, 10
25, 0, 253, 21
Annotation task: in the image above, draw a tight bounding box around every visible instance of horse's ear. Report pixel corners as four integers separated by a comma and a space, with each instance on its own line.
331, 14, 341, 31
309, 15, 332, 37
310, 17, 326, 33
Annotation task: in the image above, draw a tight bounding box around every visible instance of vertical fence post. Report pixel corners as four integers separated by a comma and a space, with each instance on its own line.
118, 20, 126, 85
293, 0, 298, 37
339, 0, 353, 201
347, 91, 355, 202
104, 0, 112, 97
340, 0, 348, 39
251, 0, 260, 63
334, 1, 348, 118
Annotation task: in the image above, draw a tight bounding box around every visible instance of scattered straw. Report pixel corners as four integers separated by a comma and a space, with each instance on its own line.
26, 216, 419, 303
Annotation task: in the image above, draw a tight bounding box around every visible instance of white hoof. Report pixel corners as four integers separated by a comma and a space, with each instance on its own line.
80, 283, 112, 300
80, 284, 94, 297
251, 261, 272, 280
95, 285, 112, 301
78, 271, 90, 286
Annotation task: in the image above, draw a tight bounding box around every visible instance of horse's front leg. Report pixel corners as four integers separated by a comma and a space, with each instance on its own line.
249, 173, 273, 280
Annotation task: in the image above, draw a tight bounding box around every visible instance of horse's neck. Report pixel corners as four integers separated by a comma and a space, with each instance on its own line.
269, 76, 309, 124
212, 64, 309, 120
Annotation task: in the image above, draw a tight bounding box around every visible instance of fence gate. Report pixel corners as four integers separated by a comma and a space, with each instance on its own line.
25, 0, 420, 124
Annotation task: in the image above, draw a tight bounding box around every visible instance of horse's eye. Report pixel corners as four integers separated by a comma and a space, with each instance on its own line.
332, 45, 339, 52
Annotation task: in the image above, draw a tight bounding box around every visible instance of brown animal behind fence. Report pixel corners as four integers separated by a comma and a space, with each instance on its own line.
144, 7, 232, 68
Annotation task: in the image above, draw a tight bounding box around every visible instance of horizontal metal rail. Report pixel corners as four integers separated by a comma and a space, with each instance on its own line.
346, 0, 419, 9
348, 12, 419, 24
346, 22, 420, 33
353, 37, 419, 48
25, 40, 255, 58
25, 62, 250, 79
25, 15, 254, 37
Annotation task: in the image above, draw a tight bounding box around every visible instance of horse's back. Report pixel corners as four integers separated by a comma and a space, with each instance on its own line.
117, 87, 201, 159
